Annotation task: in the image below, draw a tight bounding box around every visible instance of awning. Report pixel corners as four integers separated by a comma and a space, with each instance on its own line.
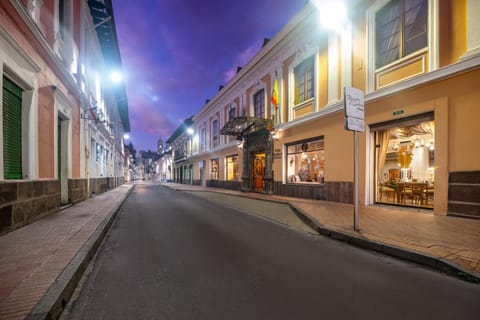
220, 116, 272, 139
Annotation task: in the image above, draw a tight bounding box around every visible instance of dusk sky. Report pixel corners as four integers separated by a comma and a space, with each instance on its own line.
112, 0, 306, 152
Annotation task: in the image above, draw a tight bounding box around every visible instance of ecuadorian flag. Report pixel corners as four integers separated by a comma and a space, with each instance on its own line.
271, 77, 279, 108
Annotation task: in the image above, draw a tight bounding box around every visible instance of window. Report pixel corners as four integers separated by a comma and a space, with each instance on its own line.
96, 143, 102, 162
211, 158, 219, 180
212, 119, 218, 147
286, 137, 325, 184
200, 127, 206, 151
2, 77, 23, 179
59, 0, 65, 38
226, 155, 239, 181
375, 0, 428, 68
228, 107, 236, 120
253, 89, 265, 118
294, 55, 314, 104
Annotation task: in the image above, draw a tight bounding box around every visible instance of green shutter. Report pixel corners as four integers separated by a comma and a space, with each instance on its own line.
2, 77, 22, 179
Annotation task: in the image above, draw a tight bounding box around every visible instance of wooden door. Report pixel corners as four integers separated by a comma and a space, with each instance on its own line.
253, 153, 265, 191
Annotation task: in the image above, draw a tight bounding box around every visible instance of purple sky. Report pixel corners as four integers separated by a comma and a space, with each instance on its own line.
113, 0, 306, 152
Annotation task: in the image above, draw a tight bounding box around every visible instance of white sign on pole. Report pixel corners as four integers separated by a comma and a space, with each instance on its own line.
346, 117, 365, 132
344, 87, 365, 132
343, 86, 365, 231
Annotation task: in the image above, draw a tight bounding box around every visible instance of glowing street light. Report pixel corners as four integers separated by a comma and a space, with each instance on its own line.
123, 133, 130, 140
110, 71, 123, 83
312, 0, 347, 31
186, 128, 194, 135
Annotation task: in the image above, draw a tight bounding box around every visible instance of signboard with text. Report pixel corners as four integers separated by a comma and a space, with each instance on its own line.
344, 87, 365, 132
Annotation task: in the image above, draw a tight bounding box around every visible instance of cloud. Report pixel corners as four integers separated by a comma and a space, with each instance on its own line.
113, 0, 305, 150
223, 40, 262, 82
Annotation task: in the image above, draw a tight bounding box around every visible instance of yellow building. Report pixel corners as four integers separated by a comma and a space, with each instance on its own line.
174, 0, 480, 218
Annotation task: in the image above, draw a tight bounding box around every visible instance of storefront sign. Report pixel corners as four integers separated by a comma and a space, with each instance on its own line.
393, 109, 404, 116
344, 87, 365, 132
273, 149, 282, 159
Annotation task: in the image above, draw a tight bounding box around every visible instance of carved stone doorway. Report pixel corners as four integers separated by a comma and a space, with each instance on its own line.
253, 152, 265, 192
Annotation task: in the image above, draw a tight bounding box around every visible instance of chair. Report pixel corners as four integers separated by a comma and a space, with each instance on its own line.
379, 183, 395, 202
395, 183, 406, 203
425, 183, 434, 206
411, 183, 426, 205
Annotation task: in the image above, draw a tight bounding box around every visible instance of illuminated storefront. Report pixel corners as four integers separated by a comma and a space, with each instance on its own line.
372, 113, 435, 208
286, 138, 325, 184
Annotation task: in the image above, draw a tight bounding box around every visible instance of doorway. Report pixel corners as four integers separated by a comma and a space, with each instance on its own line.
58, 116, 69, 204
253, 152, 265, 192
372, 113, 435, 209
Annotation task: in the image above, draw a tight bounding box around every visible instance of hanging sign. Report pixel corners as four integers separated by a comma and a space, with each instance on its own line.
344, 87, 365, 132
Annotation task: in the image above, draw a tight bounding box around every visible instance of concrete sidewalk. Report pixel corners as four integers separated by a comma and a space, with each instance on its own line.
0, 184, 133, 320
162, 182, 480, 282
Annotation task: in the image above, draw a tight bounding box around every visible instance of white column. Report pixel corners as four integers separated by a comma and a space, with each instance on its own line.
341, 22, 353, 95
328, 33, 339, 104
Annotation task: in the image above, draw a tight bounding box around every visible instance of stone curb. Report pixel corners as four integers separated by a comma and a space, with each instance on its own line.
288, 203, 480, 284
173, 186, 480, 284
25, 184, 134, 320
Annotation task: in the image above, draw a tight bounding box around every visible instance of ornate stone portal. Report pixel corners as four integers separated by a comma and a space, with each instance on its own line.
221, 117, 274, 194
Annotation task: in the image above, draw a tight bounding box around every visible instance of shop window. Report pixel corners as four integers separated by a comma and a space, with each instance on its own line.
294, 55, 314, 104
2, 77, 23, 179
286, 137, 325, 184
211, 158, 219, 180
374, 118, 434, 208
254, 89, 265, 118
375, 0, 428, 69
226, 155, 239, 181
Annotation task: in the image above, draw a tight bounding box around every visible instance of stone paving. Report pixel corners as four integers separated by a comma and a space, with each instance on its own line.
0, 184, 133, 320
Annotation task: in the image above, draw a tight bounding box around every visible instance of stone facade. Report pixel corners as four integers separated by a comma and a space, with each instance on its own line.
0, 180, 60, 235
0, 177, 126, 235
448, 171, 480, 218
274, 181, 353, 204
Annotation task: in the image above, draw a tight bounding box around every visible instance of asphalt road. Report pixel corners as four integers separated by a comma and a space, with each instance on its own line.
64, 183, 480, 320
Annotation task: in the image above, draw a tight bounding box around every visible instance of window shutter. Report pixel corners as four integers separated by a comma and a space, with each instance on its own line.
2, 77, 22, 179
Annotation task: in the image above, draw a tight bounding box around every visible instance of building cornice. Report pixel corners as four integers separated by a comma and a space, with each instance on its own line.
276, 54, 480, 131
0, 24, 41, 73
9, 0, 88, 107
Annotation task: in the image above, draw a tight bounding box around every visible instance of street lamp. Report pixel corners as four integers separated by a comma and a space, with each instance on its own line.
312, 0, 346, 32
110, 71, 123, 84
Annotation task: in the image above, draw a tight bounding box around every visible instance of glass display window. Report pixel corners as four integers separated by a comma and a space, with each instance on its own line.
211, 158, 219, 180
286, 137, 325, 184
374, 119, 435, 208
226, 155, 239, 181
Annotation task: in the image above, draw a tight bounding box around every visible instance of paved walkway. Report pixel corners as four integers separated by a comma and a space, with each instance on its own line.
163, 183, 480, 280
0, 184, 133, 320
0, 181, 478, 319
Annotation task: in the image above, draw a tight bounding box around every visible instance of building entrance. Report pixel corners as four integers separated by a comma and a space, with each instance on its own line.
372, 113, 435, 209
253, 152, 265, 192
